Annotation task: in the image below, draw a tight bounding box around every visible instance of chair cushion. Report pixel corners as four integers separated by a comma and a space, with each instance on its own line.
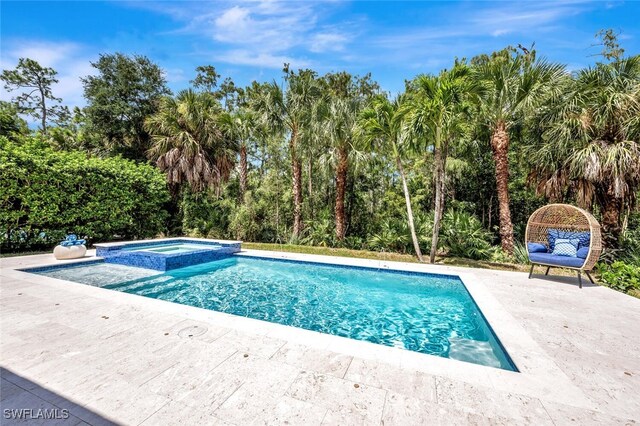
552, 238, 579, 257
527, 242, 547, 253
577, 247, 589, 259
548, 229, 591, 250
529, 252, 586, 268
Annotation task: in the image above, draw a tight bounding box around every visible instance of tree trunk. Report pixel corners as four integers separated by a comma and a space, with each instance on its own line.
308, 159, 314, 220
335, 146, 348, 241
601, 190, 622, 249
290, 130, 303, 239
39, 87, 47, 134
490, 120, 514, 255
430, 145, 446, 263
239, 143, 247, 202
396, 156, 424, 262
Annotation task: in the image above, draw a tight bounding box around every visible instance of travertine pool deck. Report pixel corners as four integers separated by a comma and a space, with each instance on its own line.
1, 249, 638, 425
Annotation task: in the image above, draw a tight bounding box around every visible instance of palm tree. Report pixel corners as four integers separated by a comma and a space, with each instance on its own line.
323, 72, 381, 241
358, 95, 424, 261
473, 48, 565, 254
530, 55, 640, 248
324, 95, 363, 241
401, 65, 472, 263
145, 89, 237, 192
219, 107, 256, 201
252, 69, 321, 239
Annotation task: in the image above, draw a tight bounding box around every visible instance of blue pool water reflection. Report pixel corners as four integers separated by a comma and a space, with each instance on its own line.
33, 256, 516, 370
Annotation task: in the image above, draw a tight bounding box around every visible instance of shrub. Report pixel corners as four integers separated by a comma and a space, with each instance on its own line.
619, 212, 640, 265
367, 219, 410, 253
600, 261, 640, 293
511, 241, 531, 265
300, 214, 336, 247
0, 136, 170, 252
439, 210, 494, 260
180, 188, 233, 239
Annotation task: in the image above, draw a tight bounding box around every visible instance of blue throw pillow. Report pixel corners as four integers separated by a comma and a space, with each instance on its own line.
527, 242, 547, 253
552, 238, 579, 257
577, 247, 589, 259
548, 229, 591, 250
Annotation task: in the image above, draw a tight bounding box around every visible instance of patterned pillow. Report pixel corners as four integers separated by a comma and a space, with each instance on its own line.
552, 238, 580, 257
548, 230, 591, 250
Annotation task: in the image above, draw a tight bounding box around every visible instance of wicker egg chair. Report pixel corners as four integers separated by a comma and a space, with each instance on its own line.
525, 204, 602, 288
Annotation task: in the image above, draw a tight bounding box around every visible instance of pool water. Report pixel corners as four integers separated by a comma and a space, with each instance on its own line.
127, 243, 222, 254
33, 256, 515, 370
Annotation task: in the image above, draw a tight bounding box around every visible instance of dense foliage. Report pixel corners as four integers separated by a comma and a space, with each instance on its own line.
0, 137, 169, 251
1, 36, 638, 295
81, 53, 171, 160
600, 261, 640, 293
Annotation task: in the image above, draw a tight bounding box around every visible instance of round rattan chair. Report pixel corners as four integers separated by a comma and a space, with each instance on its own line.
525, 204, 602, 288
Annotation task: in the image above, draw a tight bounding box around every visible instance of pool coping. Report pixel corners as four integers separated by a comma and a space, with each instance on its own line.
1, 246, 592, 408
93, 237, 242, 249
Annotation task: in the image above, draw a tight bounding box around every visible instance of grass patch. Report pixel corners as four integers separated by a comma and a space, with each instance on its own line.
2, 240, 609, 285
242, 242, 531, 273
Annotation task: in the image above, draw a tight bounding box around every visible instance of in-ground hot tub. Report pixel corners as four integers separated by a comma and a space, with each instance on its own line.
94, 238, 241, 271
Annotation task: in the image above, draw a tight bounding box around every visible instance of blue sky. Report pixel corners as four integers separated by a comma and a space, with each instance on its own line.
1, 1, 639, 108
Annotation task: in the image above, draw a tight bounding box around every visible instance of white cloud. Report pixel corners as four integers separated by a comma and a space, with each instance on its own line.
216, 49, 309, 69
470, 2, 587, 34
10, 41, 79, 68
310, 32, 349, 53
214, 6, 251, 32
135, 1, 355, 69
374, 1, 590, 49
491, 29, 510, 37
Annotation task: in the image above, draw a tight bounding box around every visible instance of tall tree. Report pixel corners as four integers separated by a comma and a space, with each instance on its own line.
1, 58, 68, 133
145, 90, 237, 192
82, 53, 171, 160
322, 72, 376, 241
219, 107, 257, 201
253, 68, 321, 239
191, 65, 220, 92
530, 55, 640, 248
593, 29, 625, 62
359, 95, 424, 261
472, 47, 565, 254
402, 65, 472, 263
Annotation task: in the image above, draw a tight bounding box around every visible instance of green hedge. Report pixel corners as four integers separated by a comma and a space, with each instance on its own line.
0, 136, 170, 252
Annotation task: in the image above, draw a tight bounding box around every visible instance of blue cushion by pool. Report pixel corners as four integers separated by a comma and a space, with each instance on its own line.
529, 252, 586, 268
577, 247, 589, 259
527, 242, 547, 253
552, 238, 579, 257
548, 230, 591, 250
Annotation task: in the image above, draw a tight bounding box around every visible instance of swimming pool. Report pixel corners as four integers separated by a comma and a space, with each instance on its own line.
30, 256, 516, 371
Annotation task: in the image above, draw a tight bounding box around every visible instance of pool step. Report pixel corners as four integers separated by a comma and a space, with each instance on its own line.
448, 337, 502, 368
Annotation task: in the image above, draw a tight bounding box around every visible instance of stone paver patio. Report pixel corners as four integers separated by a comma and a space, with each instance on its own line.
1, 249, 639, 425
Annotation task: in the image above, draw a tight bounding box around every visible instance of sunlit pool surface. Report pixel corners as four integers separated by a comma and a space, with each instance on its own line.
125, 243, 222, 254
33, 256, 516, 370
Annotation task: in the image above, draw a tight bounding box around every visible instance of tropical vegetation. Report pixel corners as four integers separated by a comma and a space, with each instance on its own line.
1, 32, 638, 295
